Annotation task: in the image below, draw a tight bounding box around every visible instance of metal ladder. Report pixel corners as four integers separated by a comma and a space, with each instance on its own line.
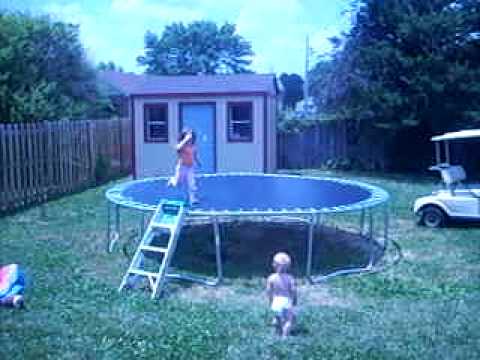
118, 200, 186, 299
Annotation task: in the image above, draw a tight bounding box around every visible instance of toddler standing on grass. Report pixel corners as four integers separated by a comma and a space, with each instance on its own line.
266, 252, 297, 339
168, 128, 201, 204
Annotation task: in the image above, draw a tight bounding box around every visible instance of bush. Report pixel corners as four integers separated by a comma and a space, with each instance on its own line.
277, 110, 338, 133
322, 157, 357, 171
94, 154, 111, 185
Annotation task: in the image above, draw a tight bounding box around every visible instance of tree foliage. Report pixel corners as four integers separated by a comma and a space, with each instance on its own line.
0, 11, 113, 123
311, 0, 480, 134
279, 73, 304, 110
137, 21, 254, 75
97, 61, 124, 72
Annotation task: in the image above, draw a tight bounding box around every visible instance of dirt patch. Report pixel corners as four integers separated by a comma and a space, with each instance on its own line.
172, 222, 385, 278
299, 285, 356, 308
171, 282, 355, 310
173, 285, 263, 305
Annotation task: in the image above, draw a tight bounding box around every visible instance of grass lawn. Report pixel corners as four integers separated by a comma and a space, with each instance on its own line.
1, 170, 479, 359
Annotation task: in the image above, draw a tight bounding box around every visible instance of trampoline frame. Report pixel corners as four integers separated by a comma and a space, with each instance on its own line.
106, 173, 390, 285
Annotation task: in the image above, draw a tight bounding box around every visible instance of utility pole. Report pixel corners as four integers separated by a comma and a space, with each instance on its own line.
304, 35, 310, 115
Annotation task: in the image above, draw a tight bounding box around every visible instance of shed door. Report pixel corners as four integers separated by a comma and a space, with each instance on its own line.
180, 103, 216, 173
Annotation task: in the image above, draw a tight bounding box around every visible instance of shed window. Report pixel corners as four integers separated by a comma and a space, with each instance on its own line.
144, 104, 168, 143
227, 102, 253, 142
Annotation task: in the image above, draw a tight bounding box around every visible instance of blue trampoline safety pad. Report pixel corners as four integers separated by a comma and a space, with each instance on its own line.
106, 173, 389, 215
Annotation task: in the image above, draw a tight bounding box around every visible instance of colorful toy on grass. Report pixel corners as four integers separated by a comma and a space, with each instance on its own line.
0, 264, 25, 309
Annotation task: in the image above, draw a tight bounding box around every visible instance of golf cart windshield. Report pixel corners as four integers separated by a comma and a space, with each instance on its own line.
431, 129, 480, 182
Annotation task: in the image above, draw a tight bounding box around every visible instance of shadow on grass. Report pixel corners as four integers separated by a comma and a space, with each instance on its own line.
139, 222, 385, 280
289, 325, 311, 337
447, 219, 480, 228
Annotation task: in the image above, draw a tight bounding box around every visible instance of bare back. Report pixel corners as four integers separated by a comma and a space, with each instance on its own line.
267, 273, 296, 299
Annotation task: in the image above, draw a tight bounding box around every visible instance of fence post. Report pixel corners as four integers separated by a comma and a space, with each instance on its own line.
88, 121, 96, 185
27, 122, 34, 204
33, 122, 40, 203
14, 123, 23, 207
68, 120, 74, 192
7, 124, 13, 209
0, 124, 7, 211
59, 120, 65, 193
118, 117, 123, 173
20, 122, 28, 205
81, 121, 88, 186
52, 121, 59, 196
45, 121, 52, 199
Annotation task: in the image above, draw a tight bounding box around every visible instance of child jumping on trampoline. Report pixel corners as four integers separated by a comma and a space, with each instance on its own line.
266, 252, 297, 339
168, 128, 200, 204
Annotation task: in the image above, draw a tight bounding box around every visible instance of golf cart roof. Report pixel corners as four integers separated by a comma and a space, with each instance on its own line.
431, 129, 480, 142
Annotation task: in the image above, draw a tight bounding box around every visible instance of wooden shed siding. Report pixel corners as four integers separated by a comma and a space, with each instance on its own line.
134, 97, 177, 178
134, 95, 266, 178
216, 96, 264, 173
267, 95, 277, 172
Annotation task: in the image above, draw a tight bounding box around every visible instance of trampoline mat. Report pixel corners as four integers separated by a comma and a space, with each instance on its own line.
107, 174, 388, 214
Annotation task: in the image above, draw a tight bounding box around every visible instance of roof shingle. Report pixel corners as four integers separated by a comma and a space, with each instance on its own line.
98, 71, 278, 97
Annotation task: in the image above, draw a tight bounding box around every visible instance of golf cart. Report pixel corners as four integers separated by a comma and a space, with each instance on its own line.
414, 129, 480, 228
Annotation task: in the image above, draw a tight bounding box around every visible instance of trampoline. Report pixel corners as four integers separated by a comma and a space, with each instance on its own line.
106, 173, 390, 284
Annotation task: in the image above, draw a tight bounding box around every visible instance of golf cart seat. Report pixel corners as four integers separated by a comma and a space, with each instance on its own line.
429, 164, 467, 192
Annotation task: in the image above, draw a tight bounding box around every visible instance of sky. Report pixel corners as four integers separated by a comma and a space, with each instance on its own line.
1, 0, 353, 75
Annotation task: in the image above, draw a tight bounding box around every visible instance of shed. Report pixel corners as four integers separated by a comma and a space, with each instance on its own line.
99, 71, 279, 178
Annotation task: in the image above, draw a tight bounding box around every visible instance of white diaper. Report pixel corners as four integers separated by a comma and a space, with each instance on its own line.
271, 296, 292, 317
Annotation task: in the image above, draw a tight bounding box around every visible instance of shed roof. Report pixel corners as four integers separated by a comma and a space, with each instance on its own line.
98, 71, 278, 97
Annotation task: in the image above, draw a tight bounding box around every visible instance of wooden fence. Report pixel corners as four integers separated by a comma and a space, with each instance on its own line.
277, 121, 348, 169
0, 118, 132, 214
277, 121, 387, 170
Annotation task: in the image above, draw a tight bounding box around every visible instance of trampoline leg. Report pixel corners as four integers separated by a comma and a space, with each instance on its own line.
166, 216, 223, 286
123, 211, 145, 258
383, 204, 389, 250
140, 212, 146, 238
367, 209, 374, 268
109, 205, 121, 253
106, 201, 111, 252
213, 217, 223, 284
106, 202, 120, 253
306, 214, 316, 283
115, 205, 120, 234
359, 209, 365, 235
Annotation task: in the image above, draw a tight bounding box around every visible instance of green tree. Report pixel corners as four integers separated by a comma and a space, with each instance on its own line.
0, 11, 113, 123
308, 59, 335, 112
313, 0, 480, 133
97, 61, 124, 72
137, 21, 254, 75
279, 73, 304, 110
309, 0, 480, 171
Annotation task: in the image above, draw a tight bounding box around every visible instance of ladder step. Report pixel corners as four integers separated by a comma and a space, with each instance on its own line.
161, 203, 181, 215
119, 199, 186, 299
151, 223, 176, 230
129, 269, 160, 278
140, 245, 167, 253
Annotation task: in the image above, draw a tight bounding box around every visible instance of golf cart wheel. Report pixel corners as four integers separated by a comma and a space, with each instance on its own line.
420, 206, 446, 228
